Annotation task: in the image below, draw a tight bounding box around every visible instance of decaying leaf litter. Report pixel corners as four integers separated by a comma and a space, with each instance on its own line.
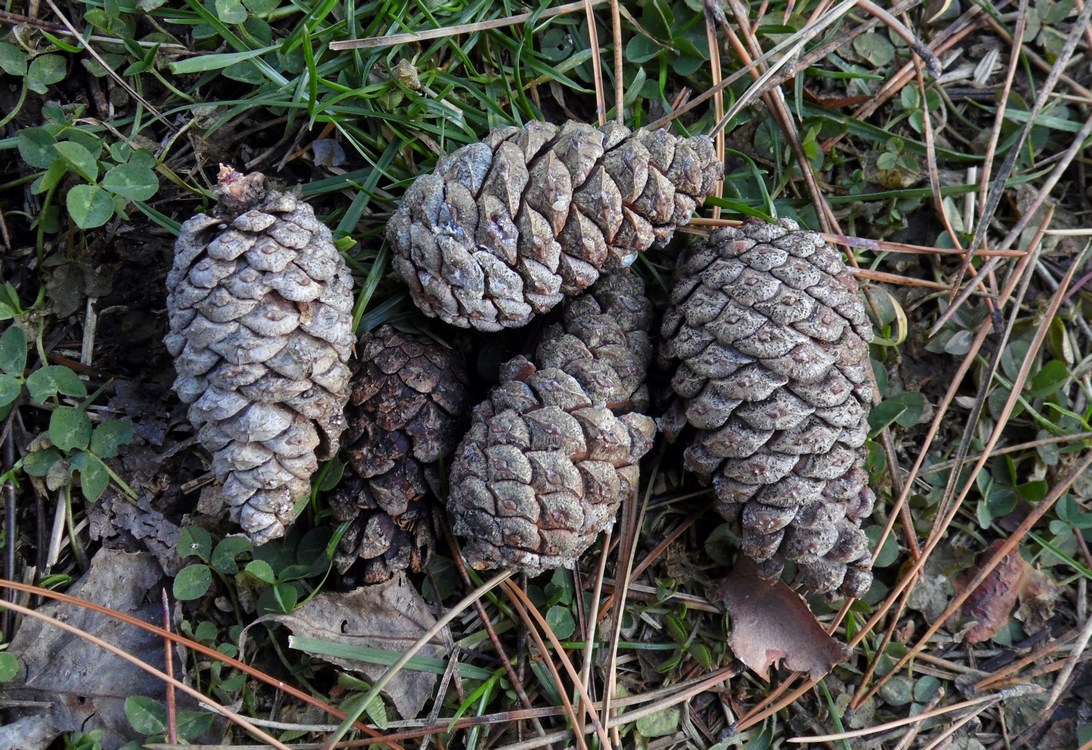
1, 0, 1091, 747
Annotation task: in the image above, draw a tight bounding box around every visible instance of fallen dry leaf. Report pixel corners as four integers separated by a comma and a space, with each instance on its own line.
0, 549, 197, 750
1016, 567, 1059, 633
265, 572, 447, 719
714, 558, 850, 681
959, 540, 1030, 644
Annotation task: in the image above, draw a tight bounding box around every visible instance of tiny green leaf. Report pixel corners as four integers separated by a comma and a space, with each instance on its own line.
102, 162, 159, 201
214, 0, 248, 24
124, 695, 167, 735
54, 141, 99, 183
868, 392, 926, 433
16, 127, 58, 169
244, 559, 276, 583
0, 325, 27, 376
545, 605, 575, 641
852, 34, 895, 67
26, 54, 67, 94
66, 184, 115, 229
0, 42, 27, 77
23, 447, 63, 477
26, 364, 87, 402
175, 711, 216, 741
90, 419, 134, 458
74, 451, 110, 502
0, 375, 20, 408
173, 563, 213, 601
178, 525, 213, 562
0, 652, 18, 681
1028, 359, 1069, 398
50, 406, 92, 451
636, 707, 680, 738
211, 536, 252, 574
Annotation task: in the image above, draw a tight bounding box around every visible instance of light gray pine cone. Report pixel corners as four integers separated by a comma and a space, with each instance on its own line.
659, 219, 876, 598
448, 273, 657, 575
388, 121, 722, 331
165, 166, 355, 545
329, 325, 469, 583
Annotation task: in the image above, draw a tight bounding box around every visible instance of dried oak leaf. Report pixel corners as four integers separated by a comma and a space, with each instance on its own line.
0, 550, 206, 750
264, 572, 447, 719
958, 540, 1030, 644
715, 557, 850, 681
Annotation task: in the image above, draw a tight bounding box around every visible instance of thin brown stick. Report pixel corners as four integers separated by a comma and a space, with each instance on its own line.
582, 0, 608, 125
703, 0, 725, 222
42, 0, 166, 124
502, 579, 610, 750
610, 0, 623, 122
330, 0, 605, 50
162, 589, 177, 745
441, 523, 547, 740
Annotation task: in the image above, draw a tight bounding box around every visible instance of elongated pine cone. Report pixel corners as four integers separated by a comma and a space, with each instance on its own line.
388, 121, 722, 331
329, 325, 469, 583
165, 167, 355, 545
659, 219, 876, 598
448, 273, 657, 575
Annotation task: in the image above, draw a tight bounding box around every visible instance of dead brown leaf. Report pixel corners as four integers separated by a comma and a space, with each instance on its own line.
714, 558, 851, 682
1016, 567, 1059, 633
265, 572, 447, 719
0, 549, 198, 750
958, 540, 1030, 644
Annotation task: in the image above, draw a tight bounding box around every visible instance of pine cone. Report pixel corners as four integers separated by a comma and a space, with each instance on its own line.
659, 219, 876, 598
448, 273, 657, 575
165, 167, 355, 545
329, 325, 469, 583
388, 121, 722, 331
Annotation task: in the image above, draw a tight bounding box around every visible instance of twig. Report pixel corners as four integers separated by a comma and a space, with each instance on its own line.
329, 0, 605, 50
162, 589, 178, 744
1044, 613, 1092, 711
789, 689, 1035, 743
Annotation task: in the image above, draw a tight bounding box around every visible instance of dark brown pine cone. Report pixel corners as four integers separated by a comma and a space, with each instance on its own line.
447, 273, 656, 575
659, 219, 876, 598
165, 166, 354, 544
388, 121, 722, 331
328, 325, 469, 583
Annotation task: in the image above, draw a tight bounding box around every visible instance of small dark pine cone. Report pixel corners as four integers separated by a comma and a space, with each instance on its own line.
328, 325, 469, 583
388, 120, 722, 331
659, 219, 876, 598
165, 166, 354, 545
447, 273, 657, 575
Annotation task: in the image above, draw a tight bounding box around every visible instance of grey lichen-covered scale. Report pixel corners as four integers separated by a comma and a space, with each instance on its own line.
388, 120, 723, 331
328, 326, 469, 584
448, 273, 656, 575
166, 166, 354, 545
660, 219, 877, 599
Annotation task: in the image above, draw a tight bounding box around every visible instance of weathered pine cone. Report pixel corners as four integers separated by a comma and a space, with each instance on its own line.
659, 219, 876, 598
448, 273, 657, 575
329, 325, 469, 583
165, 167, 355, 545
388, 121, 722, 331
